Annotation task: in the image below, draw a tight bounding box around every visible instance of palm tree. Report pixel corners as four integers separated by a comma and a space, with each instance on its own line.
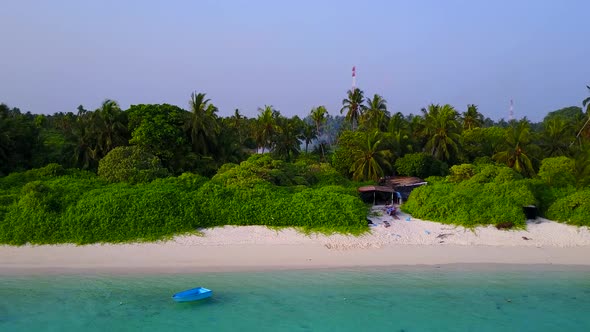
583, 85, 590, 114
422, 104, 461, 162
0, 104, 11, 163
273, 116, 303, 161
95, 99, 127, 158
493, 119, 536, 177
340, 88, 365, 130
572, 85, 590, 145
301, 123, 317, 153
362, 94, 389, 131
72, 107, 98, 169
540, 117, 571, 157
310, 106, 328, 136
384, 112, 412, 157
350, 131, 392, 181
256, 105, 277, 153
230, 109, 246, 146
187, 92, 220, 156
461, 104, 484, 130
310, 106, 328, 160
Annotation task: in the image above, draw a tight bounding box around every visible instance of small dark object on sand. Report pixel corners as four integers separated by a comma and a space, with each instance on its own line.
383, 221, 391, 228
367, 219, 373, 225
496, 222, 514, 229
522, 236, 532, 240
436, 233, 453, 239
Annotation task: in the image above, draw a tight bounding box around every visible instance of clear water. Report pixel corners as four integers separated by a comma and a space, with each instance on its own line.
1, 267, 590, 332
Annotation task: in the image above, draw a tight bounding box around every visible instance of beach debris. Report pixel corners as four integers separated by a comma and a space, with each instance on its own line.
405, 217, 411, 222
495, 221, 514, 229
436, 233, 453, 239
424, 230, 431, 235
439, 240, 445, 243
383, 221, 391, 228
522, 236, 532, 240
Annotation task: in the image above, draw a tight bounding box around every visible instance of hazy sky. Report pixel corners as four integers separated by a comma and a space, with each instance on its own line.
1, 0, 589, 122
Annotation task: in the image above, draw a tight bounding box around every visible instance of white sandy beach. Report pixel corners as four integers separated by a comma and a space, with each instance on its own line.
1, 207, 590, 274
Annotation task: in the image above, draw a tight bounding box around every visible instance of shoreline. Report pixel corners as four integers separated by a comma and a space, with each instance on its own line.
2, 243, 590, 275
2, 207, 590, 275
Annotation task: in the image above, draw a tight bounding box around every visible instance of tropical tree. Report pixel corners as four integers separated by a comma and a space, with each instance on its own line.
571, 86, 590, 145
310, 105, 328, 160
493, 119, 536, 177
72, 106, 99, 170
340, 88, 365, 131
301, 123, 317, 153
256, 105, 278, 153
273, 116, 303, 161
350, 131, 392, 181
187, 92, 220, 156
461, 127, 504, 162
0, 104, 41, 174
421, 104, 461, 162
127, 103, 190, 173
0, 104, 12, 167
461, 104, 484, 130
230, 109, 246, 147
584, 85, 590, 115
383, 112, 412, 158
539, 117, 571, 157
362, 94, 389, 131
94, 99, 127, 157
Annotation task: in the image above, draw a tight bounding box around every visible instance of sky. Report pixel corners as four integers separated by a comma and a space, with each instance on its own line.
1, 0, 589, 122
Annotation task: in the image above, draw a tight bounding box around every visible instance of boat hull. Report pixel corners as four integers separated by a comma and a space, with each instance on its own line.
172, 287, 212, 302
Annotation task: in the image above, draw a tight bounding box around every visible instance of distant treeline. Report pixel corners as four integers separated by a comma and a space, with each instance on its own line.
2, 88, 590, 183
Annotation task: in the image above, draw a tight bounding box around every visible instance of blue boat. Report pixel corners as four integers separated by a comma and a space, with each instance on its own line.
172, 287, 212, 302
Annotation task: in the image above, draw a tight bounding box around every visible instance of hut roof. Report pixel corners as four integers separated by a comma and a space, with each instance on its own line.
357, 185, 396, 193
379, 176, 425, 188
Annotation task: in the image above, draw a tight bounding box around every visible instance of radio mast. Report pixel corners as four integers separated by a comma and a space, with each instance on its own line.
352, 66, 356, 90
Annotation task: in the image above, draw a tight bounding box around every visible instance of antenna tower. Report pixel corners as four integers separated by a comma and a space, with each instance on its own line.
509, 99, 514, 121
352, 66, 356, 90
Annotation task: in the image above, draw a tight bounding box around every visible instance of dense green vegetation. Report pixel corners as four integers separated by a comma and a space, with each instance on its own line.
1, 86, 590, 244
402, 158, 589, 228
0, 159, 368, 245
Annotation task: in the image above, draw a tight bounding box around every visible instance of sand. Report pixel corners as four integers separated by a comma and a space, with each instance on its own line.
1, 207, 589, 274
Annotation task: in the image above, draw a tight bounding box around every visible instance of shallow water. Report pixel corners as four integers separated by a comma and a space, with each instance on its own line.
1, 266, 590, 331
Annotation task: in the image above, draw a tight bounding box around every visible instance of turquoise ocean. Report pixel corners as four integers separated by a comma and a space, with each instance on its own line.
1, 266, 589, 332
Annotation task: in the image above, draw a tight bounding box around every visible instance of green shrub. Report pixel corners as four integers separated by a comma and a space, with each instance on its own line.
98, 146, 170, 184
402, 165, 537, 228
546, 189, 590, 226
449, 164, 475, 183
0, 157, 369, 245
524, 178, 575, 217
0, 163, 65, 191
538, 156, 576, 187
